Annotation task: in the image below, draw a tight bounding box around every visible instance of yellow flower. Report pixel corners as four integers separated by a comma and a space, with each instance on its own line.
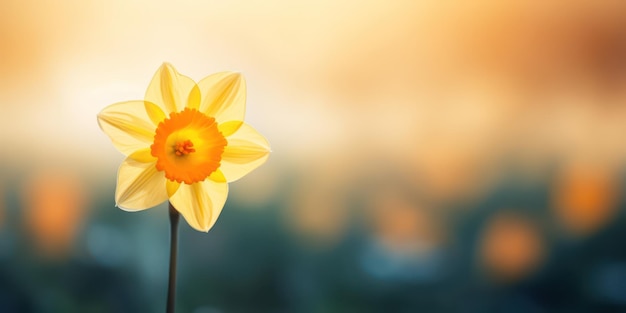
97, 63, 270, 232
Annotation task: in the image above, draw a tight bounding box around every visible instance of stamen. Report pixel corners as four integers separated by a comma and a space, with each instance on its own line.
174, 140, 195, 156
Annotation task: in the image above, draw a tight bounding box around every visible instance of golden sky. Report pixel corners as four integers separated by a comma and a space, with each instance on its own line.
1, 0, 625, 192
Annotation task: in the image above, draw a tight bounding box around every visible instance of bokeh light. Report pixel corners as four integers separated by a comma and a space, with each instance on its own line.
21, 170, 87, 259
478, 211, 546, 282
552, 162, 619, 237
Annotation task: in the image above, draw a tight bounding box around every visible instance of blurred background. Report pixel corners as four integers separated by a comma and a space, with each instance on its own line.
1, 0, 626, 312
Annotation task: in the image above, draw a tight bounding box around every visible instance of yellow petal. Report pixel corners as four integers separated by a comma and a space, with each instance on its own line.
145, 63, 197, 114
166, 180, 180, 198
169, 180, 228, 232
128, 148, 157, 163
144, 101, 167, 126
208, 169, 227, 183
220, 123, 270, 182
115, 158, 168, 211
187, 83, 201, 110
198, 72, 246, 123
97, 100, 156, 156
218, 120, 243, 137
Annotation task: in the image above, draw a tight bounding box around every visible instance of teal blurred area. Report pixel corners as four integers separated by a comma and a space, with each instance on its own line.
2, 1, 626, 312
2, 159, 626, 312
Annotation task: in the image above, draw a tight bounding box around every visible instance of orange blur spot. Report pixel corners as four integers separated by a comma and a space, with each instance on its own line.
22, 171, 86, 259
479, 212, 545, 282
552, 163, 618, 236
286, 177, 350, 248
370, 189, 443, 254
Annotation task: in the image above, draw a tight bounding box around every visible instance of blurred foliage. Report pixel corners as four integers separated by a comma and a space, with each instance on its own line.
1, 165, 626, 313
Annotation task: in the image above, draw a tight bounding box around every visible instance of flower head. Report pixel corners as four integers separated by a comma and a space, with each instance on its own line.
97, 63, 270, 232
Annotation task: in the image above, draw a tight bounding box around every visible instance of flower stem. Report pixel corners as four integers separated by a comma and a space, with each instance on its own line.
167, 202, 180, 313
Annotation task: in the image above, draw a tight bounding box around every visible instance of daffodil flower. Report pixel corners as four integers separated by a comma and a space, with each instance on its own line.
97, 63, 270, 232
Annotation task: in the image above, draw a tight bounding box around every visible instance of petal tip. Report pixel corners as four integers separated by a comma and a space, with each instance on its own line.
232, 72, 244, 80
159, 62, 179, 75
115, 203, 131, 211
224, 71, 244, 81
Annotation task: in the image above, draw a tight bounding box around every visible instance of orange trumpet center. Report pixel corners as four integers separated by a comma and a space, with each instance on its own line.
150, 108, 227, 184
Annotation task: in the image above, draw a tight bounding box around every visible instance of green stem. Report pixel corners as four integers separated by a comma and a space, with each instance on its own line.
167, 202, 180, 313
